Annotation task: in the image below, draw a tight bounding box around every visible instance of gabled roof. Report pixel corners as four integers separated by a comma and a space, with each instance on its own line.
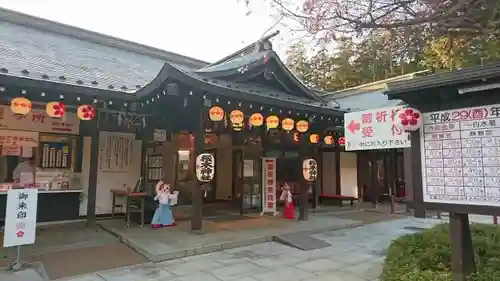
197, 34, 323, 101
0, 7, 208, 93
386, 62, 500, 99
319, 70, 430, 111
319, 70, 431, 99
136, 62, 343, 115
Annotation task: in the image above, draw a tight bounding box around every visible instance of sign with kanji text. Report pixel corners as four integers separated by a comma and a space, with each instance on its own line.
302, 158, 318, 181
0, 105, 79, 135
195, 153, 215, 182
0, 130, 39, 147
343, 106, 411, 151
3, 188, 38, 247
261, 157, 277, 213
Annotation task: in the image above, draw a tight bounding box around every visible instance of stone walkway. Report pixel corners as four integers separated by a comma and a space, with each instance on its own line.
99, 213, 363, 261
60, 217, 442, 281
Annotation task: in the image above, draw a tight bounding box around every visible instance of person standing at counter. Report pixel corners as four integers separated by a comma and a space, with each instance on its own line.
12, 157, 37, 183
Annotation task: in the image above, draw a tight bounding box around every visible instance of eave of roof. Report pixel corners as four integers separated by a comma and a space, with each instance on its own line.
137, 63, 343, 116
386, 62, 500, 99
320, 70, 431, 99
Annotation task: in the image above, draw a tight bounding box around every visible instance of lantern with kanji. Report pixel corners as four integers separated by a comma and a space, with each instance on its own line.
232, 122, 244, 131
229, 110, 244, 124
292, 132, 300, 143
296, 120, 308, 133
249, 113, 263, 127
10, 97, 32, 115
302, 158, 318, 182
208, 106, 224, 121
266, 115, 279, 130
309, 134, 319, 144
281, 118, 294, 131
395, 107, 422, 131
324, 135, 334, 145
46, 101, 65, 118
77, 105, 96, 121
195, 153, 215, 182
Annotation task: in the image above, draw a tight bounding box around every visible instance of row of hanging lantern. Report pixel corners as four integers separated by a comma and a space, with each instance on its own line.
209, 106, 311, 133
10, 97, 96, 121
209, 105, 345, 146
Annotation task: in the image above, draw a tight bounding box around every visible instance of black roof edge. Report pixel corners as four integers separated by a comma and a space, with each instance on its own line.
385, 62, 500, 99
0, 7, 210, 69
202, 30, 280, 69
138, 63, 343, 116
0, 74, 137, 101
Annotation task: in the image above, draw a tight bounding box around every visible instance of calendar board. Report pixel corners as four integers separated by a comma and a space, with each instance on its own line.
421, 104, 500, 206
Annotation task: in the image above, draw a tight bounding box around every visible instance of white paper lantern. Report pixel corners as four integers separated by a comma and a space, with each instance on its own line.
195, 153, 215, 182
302, 158, 318, 182
395, 107, 422, 131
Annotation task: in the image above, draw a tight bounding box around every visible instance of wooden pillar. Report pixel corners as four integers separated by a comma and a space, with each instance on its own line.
409, 131, 425, 218
312, 146, 320, 209
335, 148, 341, 195
450, 213, 476, 281
370, 150, 378, 205
298, 132, 309, 221
388, 149, 397, 213
86, 109, 99, 228
191, 108, 205, 231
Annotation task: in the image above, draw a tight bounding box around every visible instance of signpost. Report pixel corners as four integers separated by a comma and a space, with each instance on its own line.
3, 188, 38, 270
420, 104, 500, 207
344, 106, 411, 151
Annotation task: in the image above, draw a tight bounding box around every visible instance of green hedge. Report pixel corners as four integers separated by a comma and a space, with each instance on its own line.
381, 223, 500, 281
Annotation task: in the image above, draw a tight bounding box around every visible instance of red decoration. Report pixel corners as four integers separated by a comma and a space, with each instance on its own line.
337, 137, 345, 146
77, 105, 96, 120
46, 101, 65, 118
396, 107, 422, 131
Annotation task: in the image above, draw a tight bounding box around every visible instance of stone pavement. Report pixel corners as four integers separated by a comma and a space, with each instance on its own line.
99, 212, 363, 262
60, 217, 442, 281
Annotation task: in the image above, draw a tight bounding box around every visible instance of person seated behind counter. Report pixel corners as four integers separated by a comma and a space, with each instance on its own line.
13, 157, 38, 182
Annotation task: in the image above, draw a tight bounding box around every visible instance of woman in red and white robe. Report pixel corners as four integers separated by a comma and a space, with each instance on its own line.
280, 183, 294, 219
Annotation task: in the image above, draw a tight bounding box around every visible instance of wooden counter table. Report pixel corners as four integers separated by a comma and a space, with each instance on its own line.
110, 190, 148, 228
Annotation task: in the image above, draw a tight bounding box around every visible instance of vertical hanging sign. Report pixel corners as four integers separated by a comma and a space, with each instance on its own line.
261, 157, 277, 213
3, 188, 38, 247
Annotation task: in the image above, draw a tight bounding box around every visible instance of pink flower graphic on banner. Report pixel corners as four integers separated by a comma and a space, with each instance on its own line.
16, 230, 24, 238
398, 108, 420, 126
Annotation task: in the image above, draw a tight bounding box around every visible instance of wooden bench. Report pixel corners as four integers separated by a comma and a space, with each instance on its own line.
319, 194, 358, 206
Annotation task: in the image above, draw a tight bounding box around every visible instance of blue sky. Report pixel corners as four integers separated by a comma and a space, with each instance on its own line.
0, 0, 297, 62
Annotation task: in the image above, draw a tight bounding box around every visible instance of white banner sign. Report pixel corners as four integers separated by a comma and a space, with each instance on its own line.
0, 130, 39, 147
243, 160, 254, 177
3, 188, 38, 247
262, 157, 277, 213
421, 104, 500, 206
344, 106, 411, 151
0, 105, 80, 135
